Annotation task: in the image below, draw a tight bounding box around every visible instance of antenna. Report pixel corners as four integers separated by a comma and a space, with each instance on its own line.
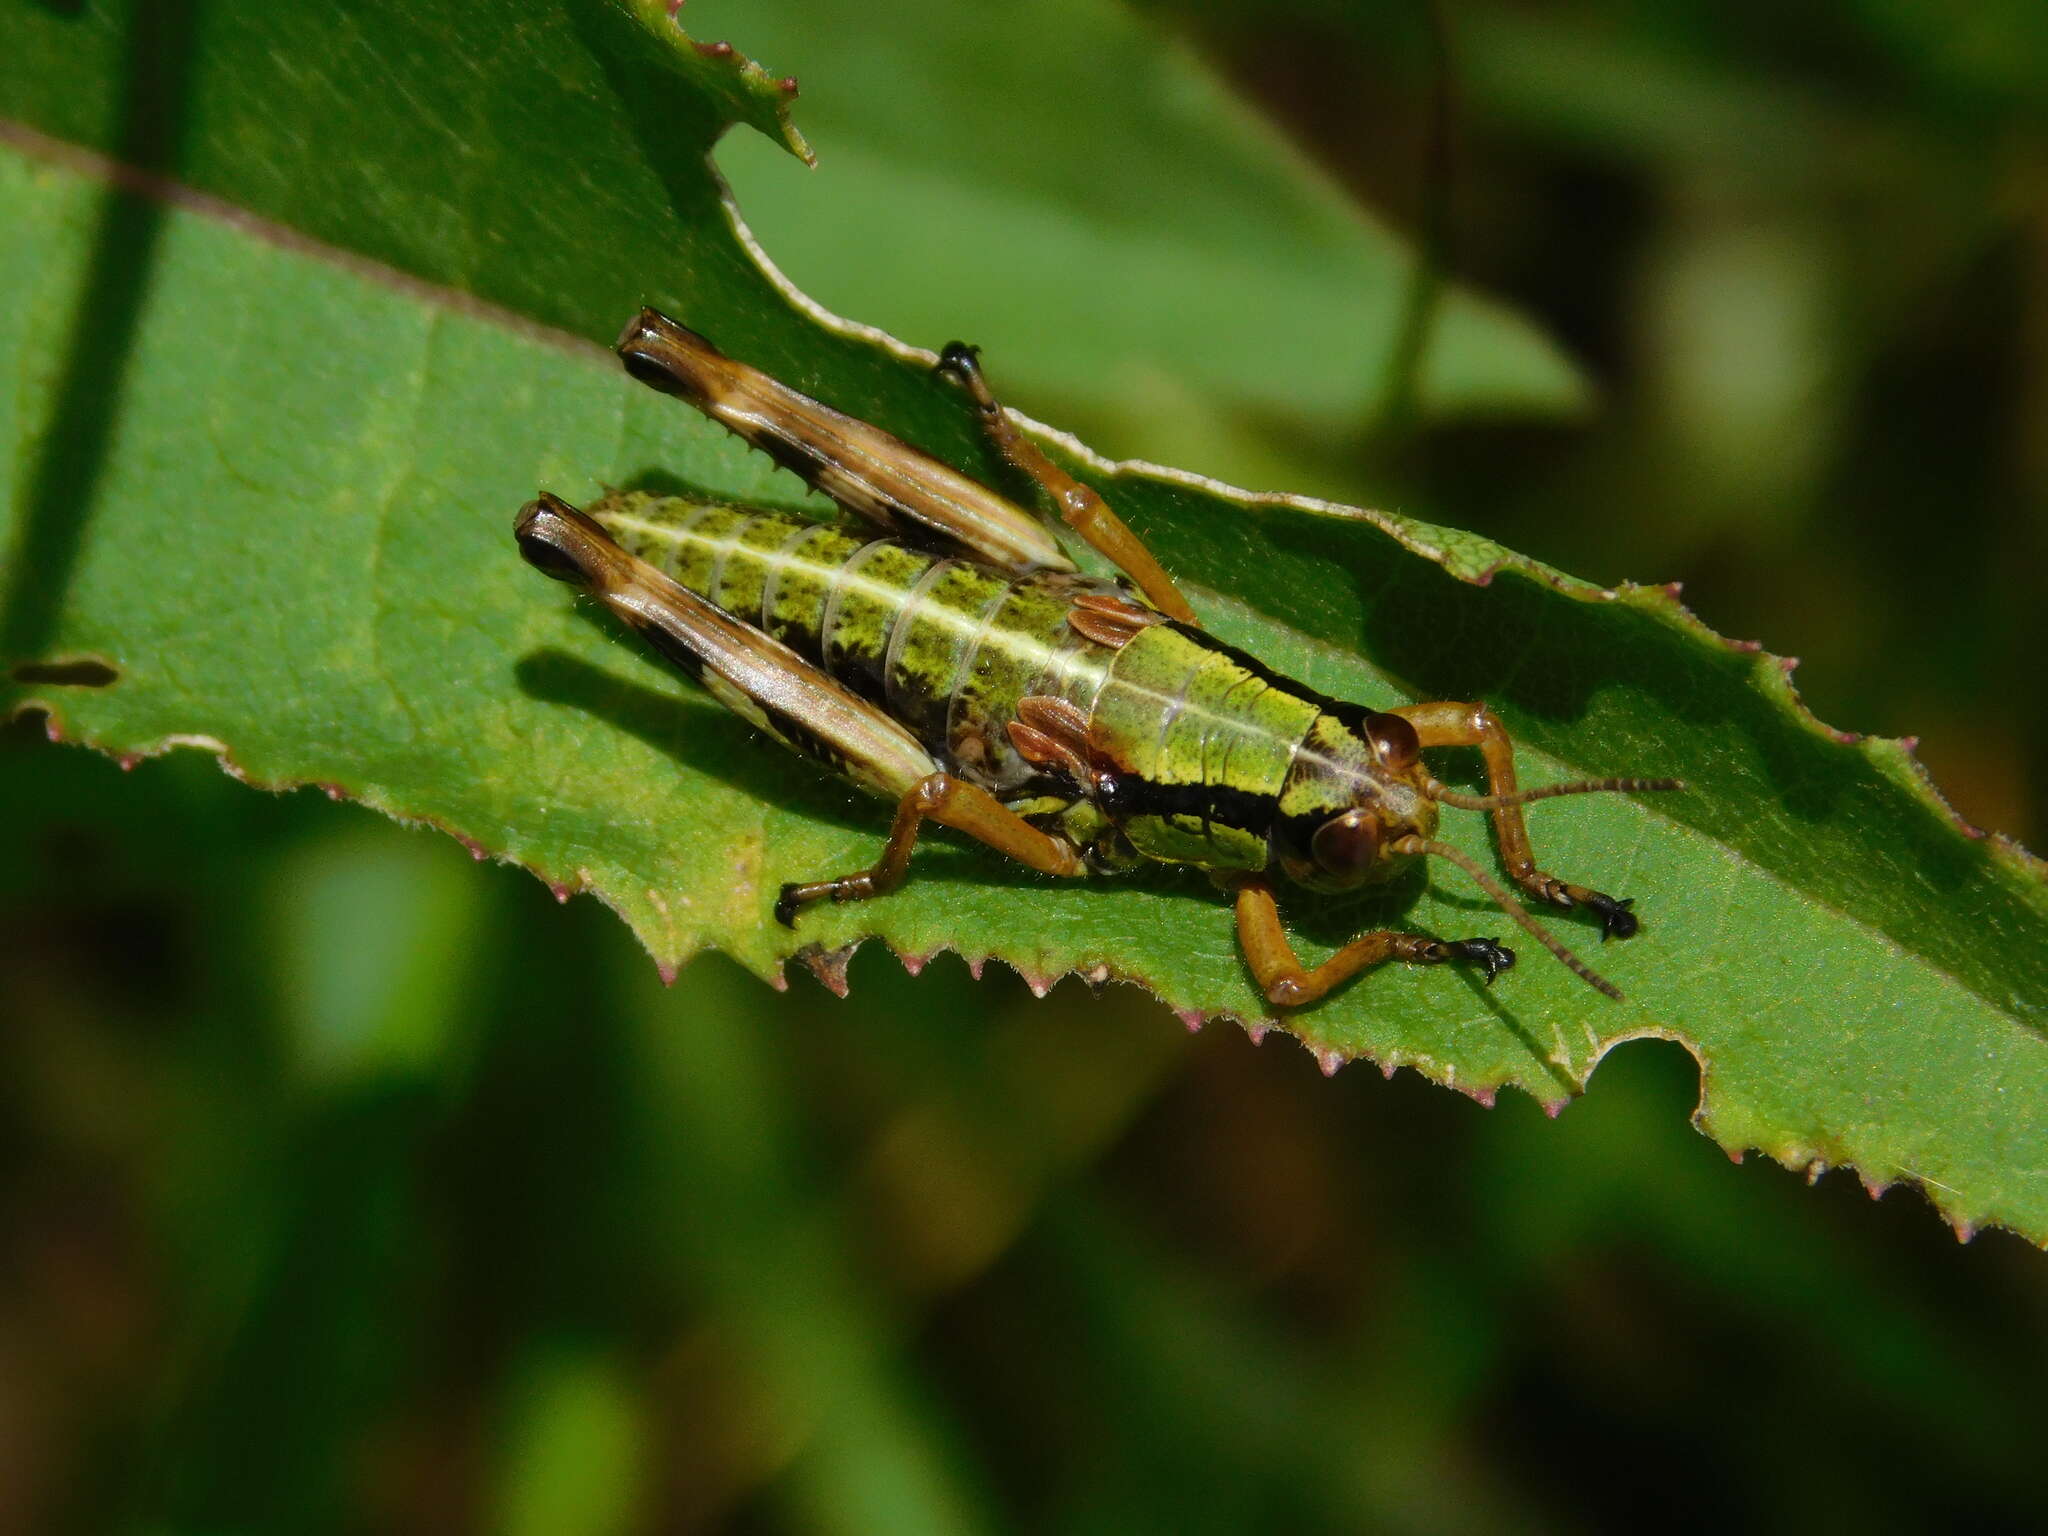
1423, 776, 1684, 812
1406, 837, 1624, 1000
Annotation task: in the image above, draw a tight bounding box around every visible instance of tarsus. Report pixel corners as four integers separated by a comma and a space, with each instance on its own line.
1417, 838, 1623, 1000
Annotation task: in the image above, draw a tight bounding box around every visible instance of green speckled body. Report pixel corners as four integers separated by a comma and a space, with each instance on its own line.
594, 492, 1424, 875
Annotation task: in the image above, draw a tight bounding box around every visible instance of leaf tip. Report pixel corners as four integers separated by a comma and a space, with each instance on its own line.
801, 944, 856, 998
635, 0, 815, 166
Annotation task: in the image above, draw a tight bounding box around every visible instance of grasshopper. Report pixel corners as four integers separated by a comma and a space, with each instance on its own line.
516, 311, 1681, 1005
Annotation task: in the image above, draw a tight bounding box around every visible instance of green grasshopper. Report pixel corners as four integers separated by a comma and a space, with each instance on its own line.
516, 311, 1681, 1005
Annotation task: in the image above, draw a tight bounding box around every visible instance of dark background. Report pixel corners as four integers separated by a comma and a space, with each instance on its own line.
5, 1, 2045, 1530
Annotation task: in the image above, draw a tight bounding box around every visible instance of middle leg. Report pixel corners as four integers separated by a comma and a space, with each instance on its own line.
777, 772, 1087, 925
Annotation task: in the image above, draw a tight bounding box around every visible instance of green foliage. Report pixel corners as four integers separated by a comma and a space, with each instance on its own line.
709, 0, 1587, 437
3, 0, 2046, 1253
15, 2, 2048, 1530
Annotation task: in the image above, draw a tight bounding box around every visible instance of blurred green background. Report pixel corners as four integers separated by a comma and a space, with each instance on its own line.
5, 0, 2047, 1531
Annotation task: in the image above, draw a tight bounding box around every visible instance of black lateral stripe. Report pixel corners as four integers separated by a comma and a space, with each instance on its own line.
1102, 767, 1277, 845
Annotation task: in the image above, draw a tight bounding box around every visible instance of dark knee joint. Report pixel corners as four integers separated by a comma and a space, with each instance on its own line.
774, 883, 806, 927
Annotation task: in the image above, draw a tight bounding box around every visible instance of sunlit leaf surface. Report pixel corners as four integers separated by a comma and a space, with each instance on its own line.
2, 0, 2044, 1247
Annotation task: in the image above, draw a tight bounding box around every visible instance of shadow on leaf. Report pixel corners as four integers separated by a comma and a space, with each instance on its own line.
513, 645, 877, 836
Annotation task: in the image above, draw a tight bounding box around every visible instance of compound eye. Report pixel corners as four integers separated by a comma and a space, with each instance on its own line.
1365, 712, 1420, 771
1311, 810, 1382, 882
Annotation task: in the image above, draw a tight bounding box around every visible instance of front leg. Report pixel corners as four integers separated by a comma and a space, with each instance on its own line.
1392, 700, 1642, 939
1230, 876, 1513, 1008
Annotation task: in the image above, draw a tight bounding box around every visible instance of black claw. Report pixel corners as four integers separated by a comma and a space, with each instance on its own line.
1450, 938, 1516, 985
935, 341, 982, 383
773, 885, 804, 928
1583, 892, 1638, 941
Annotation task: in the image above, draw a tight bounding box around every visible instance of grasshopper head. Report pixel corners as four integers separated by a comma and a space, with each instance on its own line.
1275, 710, 1438, 894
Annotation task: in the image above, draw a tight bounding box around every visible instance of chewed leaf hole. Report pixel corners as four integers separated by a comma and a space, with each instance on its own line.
11, 657, 121, 688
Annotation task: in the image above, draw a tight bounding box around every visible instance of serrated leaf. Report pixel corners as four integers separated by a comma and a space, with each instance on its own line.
1, 0, 2044, 1247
